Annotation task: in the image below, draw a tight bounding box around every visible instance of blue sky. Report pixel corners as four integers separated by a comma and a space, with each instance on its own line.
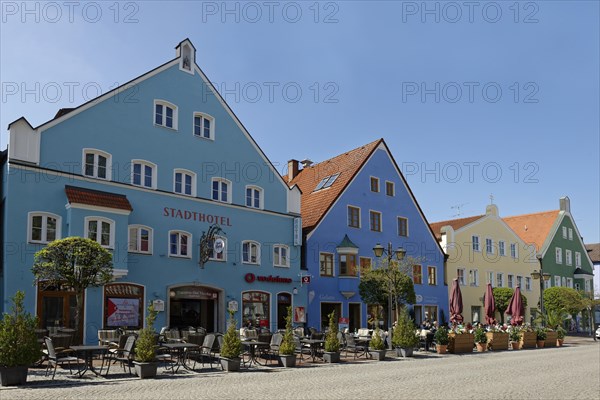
1, 1, 599, 243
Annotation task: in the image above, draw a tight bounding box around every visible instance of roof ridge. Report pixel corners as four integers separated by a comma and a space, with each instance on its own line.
430, 214, 484, 226
301, 138, 382, 170
502, 209, 560, 219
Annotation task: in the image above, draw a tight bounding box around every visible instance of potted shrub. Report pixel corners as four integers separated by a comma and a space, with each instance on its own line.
474, 326, 488, 352
133, 302, 158, 379
369, 326, 386, 361
278, 306, 296, 368
392, 308, 419, 357
434, 326, 449, 354
556, 326, 566, 347
220, 311, 243, 372
535, 327, 547, 348
323, 311, 341, 363
0, 291, 42, 386
509, 327, 521, 350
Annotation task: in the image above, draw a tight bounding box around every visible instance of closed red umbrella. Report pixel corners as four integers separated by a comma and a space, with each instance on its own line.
484, 283, 496, 325
506, 286, 524, 326
449, 278, 463, 326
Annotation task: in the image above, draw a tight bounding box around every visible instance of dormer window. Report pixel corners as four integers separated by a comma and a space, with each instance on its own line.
314, 173, 339, 191
154, 100, 178, 130
193, 113, 215, 140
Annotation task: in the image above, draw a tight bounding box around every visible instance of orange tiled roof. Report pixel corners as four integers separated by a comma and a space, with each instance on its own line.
502, 210, 559, 251
65, 185, 133, 211
289, 139, 382, 230
585, 243, 600, 263
429, 215, 484, 240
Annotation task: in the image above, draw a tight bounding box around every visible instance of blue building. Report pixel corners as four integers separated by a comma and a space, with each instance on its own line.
287, 139, 448, 332
1, 39, 304, 344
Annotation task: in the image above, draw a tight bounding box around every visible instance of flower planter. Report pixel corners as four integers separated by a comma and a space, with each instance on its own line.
369, 349, 386, 361
133, 361, 158, 379
536, 340, 545, 349
545, 331, 558, 347
510, 341, 521, 350
278, 354, 297, 367
0, 366, 28, 386
448, 333, 474, 354
476, 343, 487, 352
396, 347, 414, 358
519, 331, 537, 349
436, 344, 447, 354
486, 332, 509, 351
220, 357, 242, 372
323, 351, 340, 363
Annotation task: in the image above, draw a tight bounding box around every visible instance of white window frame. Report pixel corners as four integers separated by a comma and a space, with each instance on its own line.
273, 244, 290, 268
385, 180, 395, 196
562, 226, 567, 238
85, 216, 115, 249
154, 99, 178, 130
457, 268, 466, 286
566, 277, 572, 288
469, 269, 479, 287
427, 266, 437, 285
568, 228, 573, 240
173, 169, 197, 197
128, 225, 153, 254
554, 276, 561, 287
370, 176, 380, 193
472, 235, 480, 252
209, 236, 227, 262
516, 275, 523, 289
585, 280, 591, 292
131, 159, 157, 189
320, 252, 334, 277
369, 210, 382, 232
565, 249, 572, 266
498, 240, 506, 256
193, 112, 215, 140
525, 277, 532, 291
496, 272, 504, 288
485, 238, 494, 255
508, 274, 514, 289
575, 252, 581, 267
242, 240, 261, 265
245, 185, 264, 210
82, 148, 112, 180
168, 230, 192, 258
397, 216, 409, 237
28, 212, 61, 244
555, 247, 562, 264
212, 177, 232, 204
510, 243, 518, 259
487, 271, 495, 286
347, 205, 361, 229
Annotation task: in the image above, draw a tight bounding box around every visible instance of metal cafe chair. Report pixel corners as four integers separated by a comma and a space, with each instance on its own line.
104, 335, 136, 376
187, 333, 216, 370
44, 336, 81, 380
344, 335, 367, 360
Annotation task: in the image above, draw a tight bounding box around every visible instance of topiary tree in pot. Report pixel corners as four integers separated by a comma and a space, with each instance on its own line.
0, 291, 42, 386
369, 326, 387, 361
392, 307, 419, 357
278, 306, 296, 367
220, 310, 243, 372
133, 302, 159, 378
323, 310, 341, 363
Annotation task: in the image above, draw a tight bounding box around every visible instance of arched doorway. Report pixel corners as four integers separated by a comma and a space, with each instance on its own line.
168, 285, 220, 331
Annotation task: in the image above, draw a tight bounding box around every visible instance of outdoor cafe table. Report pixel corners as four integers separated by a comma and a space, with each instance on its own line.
70, 345, 109, 377
162, 342, 199, 373
242, 341, 270, 368
300, 339, 325, 362
355, 337, 371, 359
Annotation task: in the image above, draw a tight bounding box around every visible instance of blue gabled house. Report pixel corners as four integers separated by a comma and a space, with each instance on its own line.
2, 39, 304, 343
287, 139, 448, 331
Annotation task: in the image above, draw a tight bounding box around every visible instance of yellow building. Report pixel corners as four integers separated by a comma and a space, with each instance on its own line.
430, 204, 541, 325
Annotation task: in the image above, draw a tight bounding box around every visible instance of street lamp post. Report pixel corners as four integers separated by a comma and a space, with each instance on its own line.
532, 253, 551, 326
373, 242, 406, 349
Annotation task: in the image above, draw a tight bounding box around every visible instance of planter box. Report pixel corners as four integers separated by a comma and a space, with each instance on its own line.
0, 366, 28, 387
486, 332, 509, 351
448, 333, 474, 354
133, 362, 158, 379
545, 331, 558, 347
220, 357, 242, 372
323, 351, 340, 363
278, 355, 297, 368
396, 347, 414, 358
520, 331, 537, 349
369, 349, 386, 361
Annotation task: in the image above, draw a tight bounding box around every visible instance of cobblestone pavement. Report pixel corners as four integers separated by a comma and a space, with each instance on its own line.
2, 337, 599, 400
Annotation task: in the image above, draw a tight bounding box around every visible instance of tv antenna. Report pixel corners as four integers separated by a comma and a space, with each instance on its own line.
451, 203, 468, 217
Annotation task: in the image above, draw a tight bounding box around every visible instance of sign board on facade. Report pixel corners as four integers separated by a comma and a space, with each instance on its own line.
152, 299, 165, 312
294, 218, 302, 246
214, 238, 225, 254
301, 275, 311, 285
228, 300, 238, 312
294, 306, 306, 323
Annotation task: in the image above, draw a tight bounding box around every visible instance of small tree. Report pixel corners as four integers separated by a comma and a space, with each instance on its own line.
434, 326, 449, 345
324, 310, 340, 352
220, 311, 242, 359
135, 302, 158, 363
492, 287, 528, 324
279, 306, 295, 356
392, 307, 419, 349
369, 327, 386, 350
543, 287, 584, 315
0, 291, 41, 367
32, 237, 113, 342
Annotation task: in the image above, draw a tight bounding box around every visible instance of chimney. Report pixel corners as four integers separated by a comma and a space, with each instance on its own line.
300, 159, 313, 168
559, 196, 570, 212
287, 159, 299, 183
